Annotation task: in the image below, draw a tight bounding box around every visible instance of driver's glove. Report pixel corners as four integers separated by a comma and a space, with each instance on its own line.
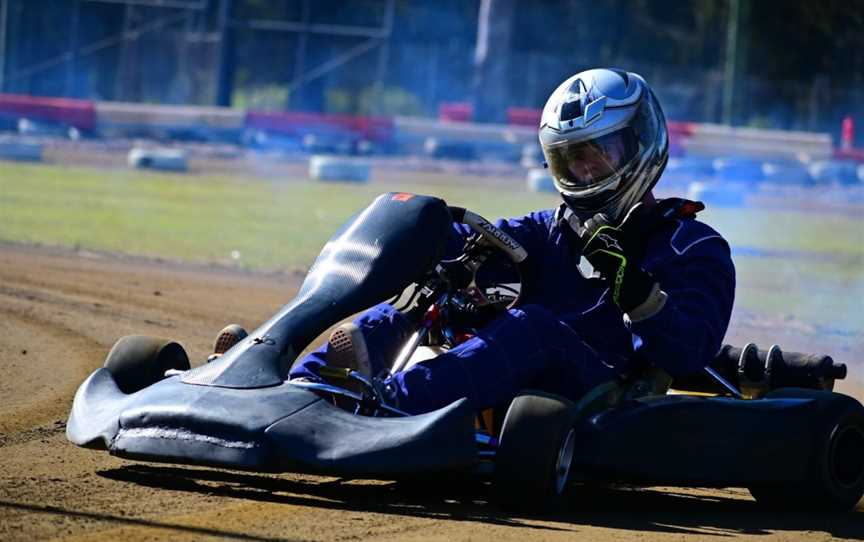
575, 203, 667, 320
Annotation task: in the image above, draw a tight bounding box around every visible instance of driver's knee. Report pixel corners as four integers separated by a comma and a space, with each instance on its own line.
510, 303, 559, 325
354, 303, 412, 374
474, 304, 574, 365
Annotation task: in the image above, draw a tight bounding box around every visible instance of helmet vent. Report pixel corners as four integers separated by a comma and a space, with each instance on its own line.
560, 100, 583, 122
567, 78, 588, 94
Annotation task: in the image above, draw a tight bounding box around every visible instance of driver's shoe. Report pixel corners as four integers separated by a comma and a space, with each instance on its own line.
325, 323, 372, 379
210, 324, 248, 360
322, 323, 400, 410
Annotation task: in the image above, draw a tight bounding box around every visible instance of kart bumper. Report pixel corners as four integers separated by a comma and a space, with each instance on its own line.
67, 368, 477, 476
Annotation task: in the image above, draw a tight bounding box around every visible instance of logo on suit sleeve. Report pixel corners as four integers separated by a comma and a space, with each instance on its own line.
596, 232, 622, 251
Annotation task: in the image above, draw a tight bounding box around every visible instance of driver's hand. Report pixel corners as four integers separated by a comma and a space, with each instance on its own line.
575, 203, 663, 316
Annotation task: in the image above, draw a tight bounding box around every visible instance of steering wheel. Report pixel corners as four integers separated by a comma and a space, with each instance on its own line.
446, 206, 529, 311
385, 206, 530, 374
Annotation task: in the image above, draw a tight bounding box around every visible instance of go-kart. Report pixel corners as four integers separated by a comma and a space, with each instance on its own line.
67, 192, 864, 512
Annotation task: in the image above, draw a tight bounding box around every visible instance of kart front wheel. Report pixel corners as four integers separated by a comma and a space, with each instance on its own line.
493, 391, 580, 510
749, 389, 864, 512
104, 335, 190, 394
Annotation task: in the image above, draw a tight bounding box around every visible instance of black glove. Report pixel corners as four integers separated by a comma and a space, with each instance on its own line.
575, 203, 661, 314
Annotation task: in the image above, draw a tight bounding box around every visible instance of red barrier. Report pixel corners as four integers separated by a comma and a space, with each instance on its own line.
834, 147, 864, 163
439, 102, 473, 122
245, 110, 393, 142
667, 120, 696, 157
841, 116, 854, 151
0, 94, 96, 131
507, 107, 541, 127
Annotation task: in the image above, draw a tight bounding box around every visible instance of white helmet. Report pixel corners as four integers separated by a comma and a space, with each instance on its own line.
539, 68, 669, 222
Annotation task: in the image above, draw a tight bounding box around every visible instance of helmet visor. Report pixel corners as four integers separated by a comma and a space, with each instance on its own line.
545, 127, 640, 192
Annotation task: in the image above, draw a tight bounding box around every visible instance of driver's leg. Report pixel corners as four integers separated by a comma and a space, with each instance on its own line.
289, 303, 412, 381
386, 304, 617, 414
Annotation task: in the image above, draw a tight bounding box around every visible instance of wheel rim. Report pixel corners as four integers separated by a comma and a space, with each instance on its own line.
829, 423, 864, 489
554, 428, 576, 495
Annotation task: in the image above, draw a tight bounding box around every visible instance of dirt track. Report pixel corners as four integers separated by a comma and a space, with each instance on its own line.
1, 242, 862, 541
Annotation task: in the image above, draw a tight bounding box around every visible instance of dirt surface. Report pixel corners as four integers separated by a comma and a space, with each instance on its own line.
1, 242, 862, 542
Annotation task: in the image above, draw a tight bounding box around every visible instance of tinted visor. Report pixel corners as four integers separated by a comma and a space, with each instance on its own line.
545, 127, 640, 191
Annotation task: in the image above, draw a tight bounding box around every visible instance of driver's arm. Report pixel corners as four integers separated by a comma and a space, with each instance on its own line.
627, 235, 735, 378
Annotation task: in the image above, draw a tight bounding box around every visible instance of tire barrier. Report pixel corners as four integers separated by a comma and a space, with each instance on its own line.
423, 137, 476, 161
687, 181, 747, 207
683, 123, 833, 161
713, 157, 766, 184
18, 118, 81, 140
308, 155, 370, 183
668, 156, 819, 187
663, 156, 716, 185
0, 93, 843, 169
526, 168, 557, 193
98, 102, 244, 142
393, 116, 535, 156
127, 147, 189, 172
0, 138, 43, 162
807, 160, 861, 185
761, 160, 813, 185
246, 111, 392, 144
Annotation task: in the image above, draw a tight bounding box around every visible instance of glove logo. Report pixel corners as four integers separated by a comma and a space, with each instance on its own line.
596, 232, 622, 251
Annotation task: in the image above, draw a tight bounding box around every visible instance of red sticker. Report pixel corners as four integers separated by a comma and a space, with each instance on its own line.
392, 193, 415, 202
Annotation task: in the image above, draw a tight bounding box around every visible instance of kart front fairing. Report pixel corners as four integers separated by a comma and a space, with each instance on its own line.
67, 193, 478, 475
67, 367, 476, 475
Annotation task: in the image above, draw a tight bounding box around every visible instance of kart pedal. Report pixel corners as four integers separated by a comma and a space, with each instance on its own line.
319, 365, 353, 381
213, 324, 248, 355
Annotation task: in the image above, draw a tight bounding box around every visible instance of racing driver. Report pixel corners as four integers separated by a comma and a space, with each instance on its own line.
224, 68, 736, 414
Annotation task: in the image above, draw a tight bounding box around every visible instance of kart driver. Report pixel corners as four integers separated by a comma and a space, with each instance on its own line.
225, 68, 736, 414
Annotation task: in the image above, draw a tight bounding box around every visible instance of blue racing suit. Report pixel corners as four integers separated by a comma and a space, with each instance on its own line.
290, 202, 736, 414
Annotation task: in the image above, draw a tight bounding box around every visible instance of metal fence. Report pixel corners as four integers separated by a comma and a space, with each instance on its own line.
3, 1, 861, 145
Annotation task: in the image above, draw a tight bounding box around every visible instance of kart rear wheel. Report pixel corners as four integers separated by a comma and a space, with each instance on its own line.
493, 391, 580, 511
104, 335, 190, 394
748, 389, 864, 512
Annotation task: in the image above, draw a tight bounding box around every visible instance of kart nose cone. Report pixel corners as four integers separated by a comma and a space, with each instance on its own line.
111, 423, 271, 470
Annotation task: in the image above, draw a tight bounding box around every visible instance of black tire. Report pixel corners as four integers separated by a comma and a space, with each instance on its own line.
748, 388, 864, 512
493, 390, 580, 511
103, 335, 190, 394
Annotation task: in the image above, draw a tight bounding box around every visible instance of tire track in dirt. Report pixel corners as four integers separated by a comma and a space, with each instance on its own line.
1, 242, 863, 542
0, 300, 101, 436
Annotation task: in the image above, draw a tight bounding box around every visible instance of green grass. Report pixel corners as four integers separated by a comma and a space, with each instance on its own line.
2, 162, 861, 269
1, 161, 861, 335
0, 162, 559, 270
702, 207, 864, 258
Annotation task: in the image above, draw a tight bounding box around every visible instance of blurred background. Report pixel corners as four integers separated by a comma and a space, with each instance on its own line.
2, 0, 863, 135
0, 0, 861, 376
